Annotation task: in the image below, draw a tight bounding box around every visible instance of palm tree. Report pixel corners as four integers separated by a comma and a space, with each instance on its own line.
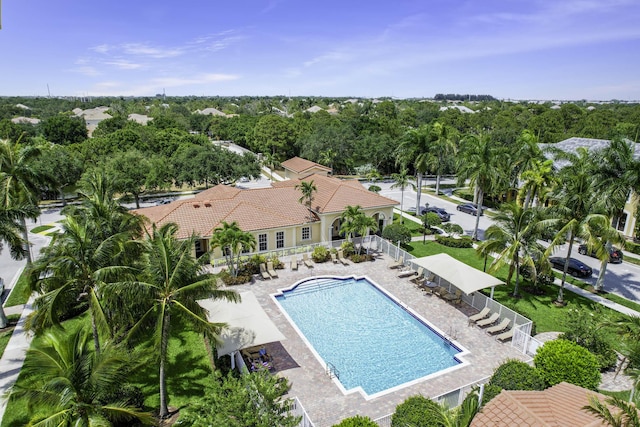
390, 167, 415, 224
425, 392, 480, 427
339, 205, 364, 242
210, 221, 257, 277
518, 158, 556, 208
0, 138, 47, 264
395, 124, 432, 212
428, 122, 457, 197
12, 329, 153, 426
125, 223, 240, 419
457, 131, 509, 240
295, 180, 317, 221
476, 203, 543, 297
542, 147, 598, 303
356, 215, 378, 254
0, 204, 38, 328
580, 214, 626, 292
583, 395, 640, 427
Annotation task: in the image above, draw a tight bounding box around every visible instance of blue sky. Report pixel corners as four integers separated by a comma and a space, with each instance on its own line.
1, 0, 639, 100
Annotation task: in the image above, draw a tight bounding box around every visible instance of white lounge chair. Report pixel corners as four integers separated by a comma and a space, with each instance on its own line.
388, 256, 404, 269
337, 249, 349, 265
486, 318, 511, 335
259, 263, 271, 280
331, 253, 339, 263
302, 253, 313, 268
496, 326, 516, 342
290, 257, 299, 270
468, 307, 491, 323
267, 261, 278, 278
476, 312, 499, 327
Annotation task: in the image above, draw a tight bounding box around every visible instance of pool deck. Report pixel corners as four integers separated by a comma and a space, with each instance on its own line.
222, 254, 531, 427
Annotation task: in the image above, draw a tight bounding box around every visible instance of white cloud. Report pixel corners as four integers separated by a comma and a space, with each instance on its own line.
121, 43, 184, 59
104, 59, 144, 70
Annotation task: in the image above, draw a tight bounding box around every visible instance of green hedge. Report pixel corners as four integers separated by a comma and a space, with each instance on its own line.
435, 235, 473, 248
534, 339, 601, 390
626, 241, 640, 255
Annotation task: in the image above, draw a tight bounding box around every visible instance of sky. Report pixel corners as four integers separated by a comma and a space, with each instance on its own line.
1, 0, 639, 100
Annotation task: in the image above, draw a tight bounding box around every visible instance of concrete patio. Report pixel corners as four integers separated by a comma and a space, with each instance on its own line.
219, 253, 531, 427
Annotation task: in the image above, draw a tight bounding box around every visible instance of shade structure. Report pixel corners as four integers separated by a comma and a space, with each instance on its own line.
411, 253, 504, 295
198, 291, 286, 357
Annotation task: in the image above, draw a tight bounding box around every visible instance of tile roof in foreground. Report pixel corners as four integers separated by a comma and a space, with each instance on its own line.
280, 156, 331, 174
471, 382, 613, 427
271, 173, 398, 214
134, 174, 396, 239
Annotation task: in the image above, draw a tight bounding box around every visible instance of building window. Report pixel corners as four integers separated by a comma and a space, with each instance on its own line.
259, 234, 267, 251
276, 231, 285, 248
302, 227, 311, 240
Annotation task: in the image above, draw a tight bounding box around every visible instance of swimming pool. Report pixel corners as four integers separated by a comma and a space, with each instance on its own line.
273, 275, 468, 398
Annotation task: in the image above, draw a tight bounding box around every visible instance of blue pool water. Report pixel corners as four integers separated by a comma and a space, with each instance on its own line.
274, 276, 463, 396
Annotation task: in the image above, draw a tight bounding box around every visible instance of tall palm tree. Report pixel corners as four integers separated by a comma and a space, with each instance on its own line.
0, 138, 46, 264
356, 214, 378, 254
125, 223, 240, 419
210, 221, 257, 277
390, 167, 415, 224
339, 205, 364, 241
12, 329, 153, 426
295, 180, 317, 221
476, 203, 543, 297
457, 131, 508, 240
0, 204, 38, 328
580, 214, 626, 292
428, 122, 457, 197
583, 395, 640, 427
518, 158, 556, 208
395, 125, 432, 212
542, 147, 598, 303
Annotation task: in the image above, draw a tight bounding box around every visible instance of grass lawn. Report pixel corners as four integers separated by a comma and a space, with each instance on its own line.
0, 315, 21, 359
1, 313, 215, 427
4, 273, 32, 307
30, 225, 54, 234
406, 241, 626, 335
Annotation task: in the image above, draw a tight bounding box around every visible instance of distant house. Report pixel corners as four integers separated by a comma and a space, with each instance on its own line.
11, 117, 40, 125
74, 106, 112, 137
305, 106, 323, 113
281, 156, 332, 180
195, 107, 228, 117
133, 171, 396, 259
127, 113, 153, 125
540, 136, 640, 238
471, 382, 615, 426
439, 105, 476, 114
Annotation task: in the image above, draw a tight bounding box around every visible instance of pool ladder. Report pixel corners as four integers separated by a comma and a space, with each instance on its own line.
326, 361, 340, 380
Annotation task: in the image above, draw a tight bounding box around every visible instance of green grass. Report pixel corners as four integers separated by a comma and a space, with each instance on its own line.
0, 314, 22, 359
406, 241, 625, 335
602, 293, 640, 313
4, 273, 32, 307
1, 312, 215, 427
624, 255, 640, 267
30, 225, 54, 234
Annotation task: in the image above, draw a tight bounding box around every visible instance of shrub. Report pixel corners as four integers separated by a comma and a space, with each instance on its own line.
559, 308, 617, 370
480, 383, 503, 405
243, 254, 268, 275
333, 415, 378, 427
368, 185, 381, 193
626, 240, 640, 255
534, 339, 601, 390
489, 359, 545, 391
268, 255, 284, 269
435, 235, 473, 248
341, 241, 356, 257
350, 254, 373, 263
312, 246, 331, 262
382, 223, 411, 245
626, 341, 640, 370
391, 395, 441, 427
218, 269, 252, 286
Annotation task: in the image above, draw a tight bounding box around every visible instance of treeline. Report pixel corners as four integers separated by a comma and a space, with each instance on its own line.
434, 93, 496, 101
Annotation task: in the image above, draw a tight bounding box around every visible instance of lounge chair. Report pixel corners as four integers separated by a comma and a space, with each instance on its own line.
302, 253, 313, 268
486, 318, 511, 335
398, 269, 417, 278
259, 263, 271, 280
388, 256, 404, 269
435, 286, 450, 299
410, 267, 425, 284
267, 261, 278, 278
468, 307, 491, 323
496, 326, 517, 342
444, 289, 463, 305
337, 249, 349, 265
476, 312, 500, 327
331, 253, 339, 263
290, 257, 299, 270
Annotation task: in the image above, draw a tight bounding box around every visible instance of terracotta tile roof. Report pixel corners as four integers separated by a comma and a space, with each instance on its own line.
280, 156, 331, 174
272, 174, 397, 214
471, 382, 612, 427
134, 187, 317, 239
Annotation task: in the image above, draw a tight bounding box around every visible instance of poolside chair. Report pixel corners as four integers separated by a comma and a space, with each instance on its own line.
267, 261, 278, 278
331, 253, 339, 263
410, 267, 425, 284
468, 307, 491, 324
486, 318, 511, 335
475, 312, 500, 327
435, 286, 450, 299
259, 263, 271, 280
290, 257, 299, 270
302, 253, 313, 268
496, 325, 517, 342
398, 269, 417, 278
388, 256, 404, 269
444, 289, 463, 305
337, 249, 349, 265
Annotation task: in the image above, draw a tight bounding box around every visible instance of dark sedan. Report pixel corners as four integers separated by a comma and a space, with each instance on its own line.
456, 203, 483, 216
549, 257, 593, 277
420, 206, 451, 222
578, 244, 623, 264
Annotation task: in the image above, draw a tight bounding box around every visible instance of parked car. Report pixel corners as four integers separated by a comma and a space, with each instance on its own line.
421, 206, 451, 222
456, 203, 483, 216
155, 198, 172, 206
548, 257, 593, 277
578, 244, 623, 263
